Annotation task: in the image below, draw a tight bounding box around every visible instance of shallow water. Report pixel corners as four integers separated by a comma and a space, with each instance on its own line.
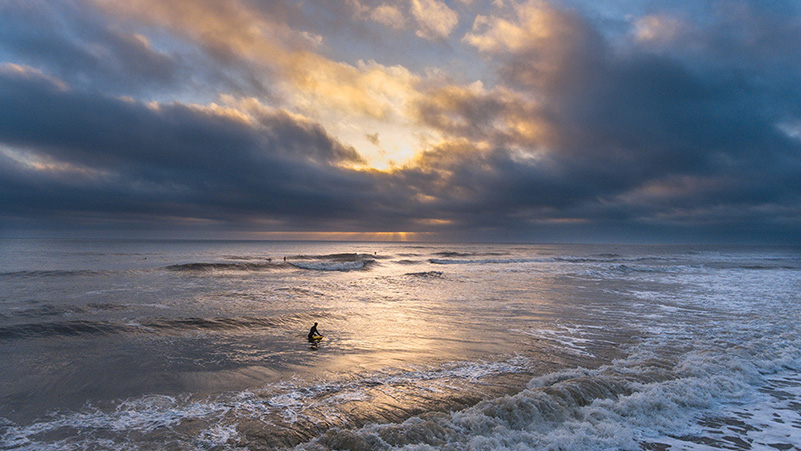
0, 240, 799, 449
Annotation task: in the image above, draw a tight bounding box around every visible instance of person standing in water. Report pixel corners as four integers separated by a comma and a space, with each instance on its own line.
308, 322, 321, 340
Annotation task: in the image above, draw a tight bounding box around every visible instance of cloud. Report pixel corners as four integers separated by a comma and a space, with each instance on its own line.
366, 133, 381, 146
417, 0, 801, 241
414, 81, 555, 153
1, 0, 801, 242
89, 0, 417, 113
632, 14, 685, 45
0, 0, 179, 95
0, 65, 386, 229
368, 3, 407, 30
463, 0, 603, 93
411, 0, 460, 40
88, 0, 428, 169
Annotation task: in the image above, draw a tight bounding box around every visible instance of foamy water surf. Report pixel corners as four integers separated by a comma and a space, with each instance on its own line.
0, 240, 799, 450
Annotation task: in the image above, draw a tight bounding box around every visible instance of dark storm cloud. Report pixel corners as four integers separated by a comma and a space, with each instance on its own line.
0, 0, 278, 100
1, 0, 800, 242
408, 1, 801, 242
0, 67, 403, 231
0, 1, 179, 95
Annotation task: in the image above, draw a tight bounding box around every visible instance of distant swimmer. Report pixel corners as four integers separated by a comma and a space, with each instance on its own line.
308, 322, 322, 341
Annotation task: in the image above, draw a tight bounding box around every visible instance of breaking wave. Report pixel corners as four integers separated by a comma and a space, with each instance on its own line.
430, 257, 550, 265
0, 316, 288, 340
4, 331, 798, 450
289, 260, 372, 271
0, 269, 120, 279
404, 271, 444, 278
433, 251, 510, 258
291, 253, 380, 261
165, 262, 284, 272
297, 333, 801, 450
166, 253, 378, 273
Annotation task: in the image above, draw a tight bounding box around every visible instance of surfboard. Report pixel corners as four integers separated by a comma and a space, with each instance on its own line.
310, 335, 323, 340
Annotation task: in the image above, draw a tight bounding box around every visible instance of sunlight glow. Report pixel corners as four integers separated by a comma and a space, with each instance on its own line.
0, 145, 109, 178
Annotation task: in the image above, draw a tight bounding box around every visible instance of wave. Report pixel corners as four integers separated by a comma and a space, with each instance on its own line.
0, 320, 124, 340
0, 356, 534, 450
612, 263, 670, 273
166, 253, 378, 272
298, 337, 801, 450
288, 254, 377, 271
165, 262, 285, 272
0, 316, 286, 340
715, 263, 801, 271
404, 271, 444, 278
0, 269, 119, 278
221, 255, 272, 261
290, 260, 371, 271
430, 257, 550, 265
5, 304, 88, 318
434, 251, 510, 258
4, 333, 798, 450
167, 259, 375, 272
291, 253, 379, 261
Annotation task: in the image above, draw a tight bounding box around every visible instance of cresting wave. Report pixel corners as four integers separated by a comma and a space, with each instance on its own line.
0, 269, 122, 279
296, 333, 801, 451
289, 260, 372, 271
0, 357, 537, 450
291, 253, 382, 261
2, 242, 799, 450
430, 257, 551, 265
0, 315, 290, 340
404, 271, 444, 278
166, 262, 285, 272
433, 251, 510, 258
167, 254, 377, 272
3, 332, 798, 450
428, 254, 676, 266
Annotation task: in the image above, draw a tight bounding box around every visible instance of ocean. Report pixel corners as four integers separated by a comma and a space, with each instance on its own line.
0, 239, 799, 450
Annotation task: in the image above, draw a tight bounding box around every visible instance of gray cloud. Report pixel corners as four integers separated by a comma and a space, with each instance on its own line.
1, 0, 800, 243
0, 68, 390, 230
410, 1, 801, 242
0, 1, 179, 95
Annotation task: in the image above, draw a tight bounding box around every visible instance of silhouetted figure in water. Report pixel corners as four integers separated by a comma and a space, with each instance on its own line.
308, 322, 321, 341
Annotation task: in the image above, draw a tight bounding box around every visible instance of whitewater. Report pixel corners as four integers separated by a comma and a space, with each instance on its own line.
0, 240, 799, 450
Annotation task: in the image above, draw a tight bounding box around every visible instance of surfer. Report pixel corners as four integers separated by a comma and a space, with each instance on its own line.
308, 322, 321, 340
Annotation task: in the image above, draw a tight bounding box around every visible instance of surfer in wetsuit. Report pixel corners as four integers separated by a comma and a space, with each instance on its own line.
308, 322, 321, 340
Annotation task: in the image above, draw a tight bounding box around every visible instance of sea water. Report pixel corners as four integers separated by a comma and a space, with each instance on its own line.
0, 240, 799, 450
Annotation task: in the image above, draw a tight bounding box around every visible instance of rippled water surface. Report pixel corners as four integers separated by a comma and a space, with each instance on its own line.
0, 240, 799, 450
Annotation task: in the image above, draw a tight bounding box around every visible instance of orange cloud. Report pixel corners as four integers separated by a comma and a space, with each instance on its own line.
414, 81, 555, 150
463, 0, 598, 92
348, 0, 408, 30
91, 0, 427, 169
411, 0, 459, 40
90, 0, 420, 120
464, 0, 559, 53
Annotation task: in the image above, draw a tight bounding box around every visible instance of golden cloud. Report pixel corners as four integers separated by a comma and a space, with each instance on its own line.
411, 0, 459, 40
462, 0, 597, 92
463, 0, 559, 53
414, 81, 556, 149
91, 0, 430, 169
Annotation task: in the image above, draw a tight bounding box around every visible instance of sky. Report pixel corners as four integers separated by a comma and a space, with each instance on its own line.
1, 0, 800, 243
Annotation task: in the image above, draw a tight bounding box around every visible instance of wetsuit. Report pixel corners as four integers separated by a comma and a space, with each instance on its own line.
308, 324, 320, 340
